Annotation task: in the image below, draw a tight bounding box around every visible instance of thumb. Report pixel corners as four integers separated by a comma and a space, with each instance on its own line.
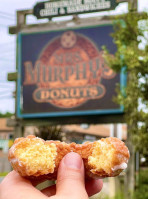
56, 152, 88, 199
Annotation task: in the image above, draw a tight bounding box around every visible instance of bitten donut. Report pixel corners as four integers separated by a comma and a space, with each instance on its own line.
8, 135, 130, 180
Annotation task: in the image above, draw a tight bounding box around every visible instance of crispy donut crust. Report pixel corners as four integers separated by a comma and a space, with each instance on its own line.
8, 135, 130, 180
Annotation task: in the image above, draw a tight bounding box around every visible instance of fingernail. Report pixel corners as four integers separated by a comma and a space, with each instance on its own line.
64, 152, 82, 170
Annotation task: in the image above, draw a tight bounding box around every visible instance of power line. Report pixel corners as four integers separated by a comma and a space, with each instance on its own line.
0, 80, 15, 82
0, 89, 14, 91
0, 94, 12, 98
0, 12, 15, 19
0, 43, 15, 47
0, 54, 15, 58
0, 45, 15, 49
0, 44, 15, 48
0, 50, 15, 54
0, 96, 13, 100
0, 87, 14, 89
0, 45, 15, 48
0, 55, 15, 59
0, 98, 13, 100
0, 11, 15, 17
0, 83, 15, 85
0, 81, 15, 82
0, 43, 15, 48
0, 15, 15, 21
0, 41, 15, 46
0, 52, 15, 56
0, 58, 15, 62
0, 49, 15, 54
0, 24, 8, 28
0, 82, 15, 84
0, 87, 15, 88
0, 84, 14, 88
0, 58, 15, 61
0, 83, 15, 86
0, 56, 15, 59
0, 90, 13, 94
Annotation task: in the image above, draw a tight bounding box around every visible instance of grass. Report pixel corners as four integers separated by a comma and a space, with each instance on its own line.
0, 172, 8, 177
90, 192, 107, 199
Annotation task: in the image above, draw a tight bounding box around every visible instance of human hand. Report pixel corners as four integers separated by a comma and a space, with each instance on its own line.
0, 152, 103, 199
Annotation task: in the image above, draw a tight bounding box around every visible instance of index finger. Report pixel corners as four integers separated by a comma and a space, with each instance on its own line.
85, 179, 103, 196
1, 171, 32, 187
0, 171, 47, 199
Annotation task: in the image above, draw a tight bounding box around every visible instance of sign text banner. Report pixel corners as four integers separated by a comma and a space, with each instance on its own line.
33, 0, 118, 19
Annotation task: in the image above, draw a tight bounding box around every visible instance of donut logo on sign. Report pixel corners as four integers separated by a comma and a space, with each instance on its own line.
23, 31, 116, 108
61, 31, 77, 48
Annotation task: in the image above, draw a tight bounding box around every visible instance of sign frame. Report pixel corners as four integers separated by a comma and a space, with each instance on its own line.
17, 23, 126, 119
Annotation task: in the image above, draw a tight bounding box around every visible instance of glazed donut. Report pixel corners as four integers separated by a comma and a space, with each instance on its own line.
8, 135, 130, 180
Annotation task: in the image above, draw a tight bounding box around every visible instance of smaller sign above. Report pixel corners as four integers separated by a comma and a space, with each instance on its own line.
33, 0, 118, 19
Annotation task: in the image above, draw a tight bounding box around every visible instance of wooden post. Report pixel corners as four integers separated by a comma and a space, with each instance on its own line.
14, 11, 25, 139
14, 125, 24, 139
123, 1, 138, 199
128, 0, 138, 11
109, 124, 121, 198
124, 131, 135, 199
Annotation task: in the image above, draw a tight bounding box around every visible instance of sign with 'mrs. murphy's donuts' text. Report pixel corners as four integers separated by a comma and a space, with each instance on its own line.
17, 24, 126, 118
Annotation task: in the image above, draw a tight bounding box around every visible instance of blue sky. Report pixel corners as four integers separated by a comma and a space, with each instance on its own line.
0, 0, 148, 113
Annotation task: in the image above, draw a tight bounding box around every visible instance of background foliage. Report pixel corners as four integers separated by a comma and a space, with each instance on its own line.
35, 125, 63, 141
103, 12, 148, 157
0, 112, 13, 118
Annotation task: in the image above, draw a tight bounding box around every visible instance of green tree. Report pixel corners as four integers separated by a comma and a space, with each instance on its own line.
103, 12, 148, 156
0, 112, 14, 118
35, 125, 63, 141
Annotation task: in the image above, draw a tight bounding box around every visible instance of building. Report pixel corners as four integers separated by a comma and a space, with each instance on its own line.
0, 118, 14, 173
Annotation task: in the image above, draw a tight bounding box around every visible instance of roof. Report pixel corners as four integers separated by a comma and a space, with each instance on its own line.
63, 124, 127, 140
63, 124, 110, 136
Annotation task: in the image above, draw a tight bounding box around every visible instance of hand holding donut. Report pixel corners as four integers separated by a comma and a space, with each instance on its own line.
0, 152, 103, 199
